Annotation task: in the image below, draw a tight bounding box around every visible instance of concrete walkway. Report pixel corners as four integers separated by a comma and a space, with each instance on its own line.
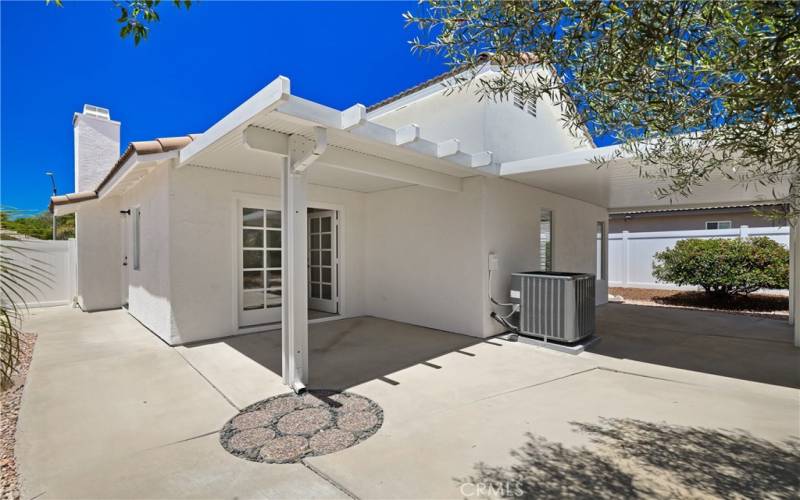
16, 306, 800, 499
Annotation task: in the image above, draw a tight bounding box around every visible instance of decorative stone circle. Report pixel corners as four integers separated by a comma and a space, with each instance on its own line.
220, 390, 383, 463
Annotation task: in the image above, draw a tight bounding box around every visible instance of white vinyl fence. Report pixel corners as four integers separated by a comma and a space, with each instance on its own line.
1, 239, 77, 308
609, 225, 790, 289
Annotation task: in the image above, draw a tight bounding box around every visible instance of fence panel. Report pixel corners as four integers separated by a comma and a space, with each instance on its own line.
609, 226, 790, 289
1, 239, 76, 307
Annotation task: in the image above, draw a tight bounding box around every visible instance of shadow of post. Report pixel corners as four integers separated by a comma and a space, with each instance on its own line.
458, 418, 799, 499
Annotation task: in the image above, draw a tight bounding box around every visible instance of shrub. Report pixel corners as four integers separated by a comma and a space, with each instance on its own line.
652, 237, 789, 297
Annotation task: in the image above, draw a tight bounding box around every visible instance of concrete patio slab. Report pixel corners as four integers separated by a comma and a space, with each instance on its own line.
38, 434, 348, 499
307, 367, 798, 499
15, 305, 800, 499
593, 303, 800, 387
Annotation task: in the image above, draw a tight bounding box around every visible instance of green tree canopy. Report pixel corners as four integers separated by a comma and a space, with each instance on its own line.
405, 1, 799, 218
0, 211, 74, 240
47, 0, 191, 45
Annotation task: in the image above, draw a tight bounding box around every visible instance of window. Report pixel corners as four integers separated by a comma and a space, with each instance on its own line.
132, 208, 141, 270
540, 209, 553, 271
596, 221, 607, 280
705, 220, 732, 230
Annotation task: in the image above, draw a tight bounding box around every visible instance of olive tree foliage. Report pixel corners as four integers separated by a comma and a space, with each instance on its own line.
404, 1, 800, 218
46, 0, 191, 45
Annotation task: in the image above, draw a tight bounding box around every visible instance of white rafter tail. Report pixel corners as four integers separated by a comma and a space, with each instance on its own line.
340, 104, 367, 130
404, 135, 460, 158
179, 76, 290, 166
395, 124, 420, 145
242, 126, 289, 156
449, 150, 494, 169
290, 127, 328, 172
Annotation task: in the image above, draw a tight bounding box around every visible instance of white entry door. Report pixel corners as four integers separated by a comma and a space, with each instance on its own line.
238, 200, 282, 327
308, 210, 338, 314
120, 211, 129, 307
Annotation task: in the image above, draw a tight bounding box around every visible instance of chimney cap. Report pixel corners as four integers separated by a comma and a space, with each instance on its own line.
82, 104, 111, 120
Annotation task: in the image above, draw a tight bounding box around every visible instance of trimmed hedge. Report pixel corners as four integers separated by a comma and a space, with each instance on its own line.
652, 237, 789, 296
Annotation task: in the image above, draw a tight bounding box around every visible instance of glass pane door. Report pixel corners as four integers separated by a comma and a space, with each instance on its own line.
239, 204, 282, 326
308, 210, 338, 314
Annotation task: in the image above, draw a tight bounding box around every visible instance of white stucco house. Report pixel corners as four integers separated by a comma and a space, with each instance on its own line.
51, 63, 799, 391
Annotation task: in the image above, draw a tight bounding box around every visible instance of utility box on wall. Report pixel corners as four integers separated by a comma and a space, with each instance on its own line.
510, 271, 595, 342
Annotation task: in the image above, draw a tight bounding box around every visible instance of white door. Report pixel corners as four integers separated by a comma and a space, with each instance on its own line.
120, 211, 129, 306
308, 210, 338, 314
238, 201, 283, 327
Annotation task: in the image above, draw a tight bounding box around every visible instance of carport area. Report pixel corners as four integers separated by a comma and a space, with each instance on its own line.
16, 305, 799, 499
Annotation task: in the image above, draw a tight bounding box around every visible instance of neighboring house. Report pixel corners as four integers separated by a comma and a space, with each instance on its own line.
50, 62, 798, 389
609, 205, 786, 233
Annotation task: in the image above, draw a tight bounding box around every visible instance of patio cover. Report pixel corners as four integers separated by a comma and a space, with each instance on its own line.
53, 75, 799, 384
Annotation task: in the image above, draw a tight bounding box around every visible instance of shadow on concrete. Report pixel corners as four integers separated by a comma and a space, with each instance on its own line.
219, 316, 481, 390
590, 304, 800, 388
459, 418, 799, 499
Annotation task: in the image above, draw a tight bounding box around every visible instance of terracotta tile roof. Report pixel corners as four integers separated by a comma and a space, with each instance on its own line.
49, 134, 198, 211
49, 191, 98, 207
367, 53, 538, 113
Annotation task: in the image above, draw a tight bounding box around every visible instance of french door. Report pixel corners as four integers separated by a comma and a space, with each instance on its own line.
308, 210, 338, 314
238, 200, 282, 327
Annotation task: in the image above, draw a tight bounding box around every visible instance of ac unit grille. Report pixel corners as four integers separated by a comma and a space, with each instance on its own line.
513, 272, 595, 342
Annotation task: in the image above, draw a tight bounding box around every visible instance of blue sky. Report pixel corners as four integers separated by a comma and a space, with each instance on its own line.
1, 1, 449, 212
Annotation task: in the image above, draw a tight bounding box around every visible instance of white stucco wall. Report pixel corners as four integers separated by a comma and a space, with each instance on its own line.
364, 178, 486, 336
480, 176, 608, 336
120, 165, 173, 340
371, 70, 588, 163
374, 90, 489, 154
167, 165, 367, 344
73, 112, 120, 192
364, 175, 607, 339
75, 197, 122, 311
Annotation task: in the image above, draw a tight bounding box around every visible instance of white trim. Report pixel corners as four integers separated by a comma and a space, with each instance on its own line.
500, 145, 622, 176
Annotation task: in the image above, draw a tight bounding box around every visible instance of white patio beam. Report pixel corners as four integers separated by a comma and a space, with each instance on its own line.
318, 147, 462, 193
243, 125, 461, 192
291, 127, 328, 172
242, 126, 289, 156
281, 129, 326, 393
276, 97, 367, 130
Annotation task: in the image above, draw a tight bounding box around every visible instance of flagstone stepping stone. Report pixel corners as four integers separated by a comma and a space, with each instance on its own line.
337, 411, 379, 433
276, 408, 332, 435
309, 428, 356, 455
228, 428, 276, 451
220, 390, 382, 463
259, 435, 309, 463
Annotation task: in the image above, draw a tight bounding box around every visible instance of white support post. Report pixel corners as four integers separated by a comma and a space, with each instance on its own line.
281, 128, 327, 392
739, 224, 749, 239
621, 230, 630, 286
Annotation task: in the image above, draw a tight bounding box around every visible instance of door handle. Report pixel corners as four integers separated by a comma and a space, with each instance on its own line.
123, 256, 128, 267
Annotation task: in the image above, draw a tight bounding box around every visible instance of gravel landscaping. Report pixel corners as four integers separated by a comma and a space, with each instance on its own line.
610, 287, 789, 319
1, 332, 36, 500
220, 391, 383, 464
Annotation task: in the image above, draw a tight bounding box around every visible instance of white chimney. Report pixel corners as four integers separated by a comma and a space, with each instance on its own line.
73, 104, 120, 192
